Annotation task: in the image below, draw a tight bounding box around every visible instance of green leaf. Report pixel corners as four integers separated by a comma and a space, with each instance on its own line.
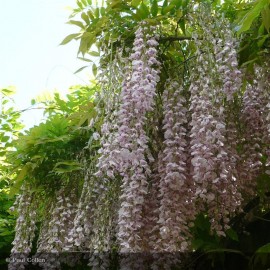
1, 99, 8, 105
81, 0, 87, 6
1, 88, 15, 96
100, 7, 106, 16
256, 243, 270, 253
192, 239, 205, 249
162, 4, 175, 14
241, 57, 259, 67
137, 2, 149, 19
0, 231, 13, 237
161, 0, 168, 15
79, 38, 88, 55
77, 57, 93, 62
110, 0, 122, 9
253, 243, 270, 267
144, 18, 158, 25
195, 213, 211, 232
92, 63, 97, 76
179, 19, 185, 35
171, 0, 182, 9
226, 228, 239, 242
16, 166, 28, 182
81, 12, 90, 24
151, 0, 158, 17
76, 0, 83, 9
131, 0, 141, 8
262, 6, 270, 33
257, 34, 269, 48
236, 0, 269, 35
74, 65, 89, 74
258, 22, 265, 36
68, 20, 85, 29
54, 161, 81, 167
89, 51, 100, 57
53, 161, 82, 174
94, 7, 100, 18
60, 33, 81, 45
1, 136, 10, 143
87, 10, 95, 20
54, 167, 81, 173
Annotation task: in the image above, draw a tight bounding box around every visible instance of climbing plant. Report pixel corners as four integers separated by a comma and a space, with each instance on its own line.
7, 0, 270, 269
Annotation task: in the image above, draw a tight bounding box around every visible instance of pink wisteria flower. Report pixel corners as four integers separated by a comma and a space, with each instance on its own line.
115, 24, 160, 256
189, 7, 243, 235
9, 186, 37, 270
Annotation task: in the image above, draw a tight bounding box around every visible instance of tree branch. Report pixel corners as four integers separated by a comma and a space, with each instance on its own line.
160, 36, 193, 42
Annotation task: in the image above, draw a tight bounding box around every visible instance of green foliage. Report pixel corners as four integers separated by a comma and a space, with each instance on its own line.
2, 1, 270, 268
9, 84, 100, 196
191, 214, 222, 251
251, 243, 270, 268
61, 0, 193, 62
0, 87, 23, 263
234, 0, 270, 69
235, 0, 270, 35
61, 0, 270, 74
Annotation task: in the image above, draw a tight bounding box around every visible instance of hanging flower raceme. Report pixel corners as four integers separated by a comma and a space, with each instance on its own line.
253, 63, 270, 178
239, 65, 270, 199
95, 48, 130, 181
114, 23, 160, 257
9, 186, 37, 270
94, 22, 160, 261
142, 167, 160, 253
213, 18, 242, 101
34, 188, 77, 269
156, 80, 195, 251
189, 7, 243, 235
262, 63, 270, 174
149, 79, 196, 269
64, 155, 100, 255
87, 51, 129, 270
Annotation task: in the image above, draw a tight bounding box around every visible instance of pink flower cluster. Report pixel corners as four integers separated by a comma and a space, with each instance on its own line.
189, 8, 243, 235
85, 23, 161, 269
214, 19, 242, 101
9, 8, 270, 270
34, 189, 77, 269
115, 23, 160, 254
239, 65, 270, 199
156, 80, 194, 252
9, 186, 37, 270
65, 167, 97, 254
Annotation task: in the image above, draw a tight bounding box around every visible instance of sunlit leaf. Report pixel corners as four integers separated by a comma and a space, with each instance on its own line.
236, 0, 269, 35
1, 88, 15, 96
89, 51, 100, 57
74, 65, 89, 74
81, 12, 90, 24
161, 0, 168, 15
92, 63, 97, 76
68, 20, 85, 28
60, 33, 81, 45
131, 0, 141, 8
262, 6, 270, 33
137, 2, 149, 19
151, 0, 158, 17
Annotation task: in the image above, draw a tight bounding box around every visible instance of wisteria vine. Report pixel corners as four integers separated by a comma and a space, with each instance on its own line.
9, 6, 270, 270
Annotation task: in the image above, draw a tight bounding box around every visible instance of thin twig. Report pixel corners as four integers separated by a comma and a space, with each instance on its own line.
160, 36, 193, 42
